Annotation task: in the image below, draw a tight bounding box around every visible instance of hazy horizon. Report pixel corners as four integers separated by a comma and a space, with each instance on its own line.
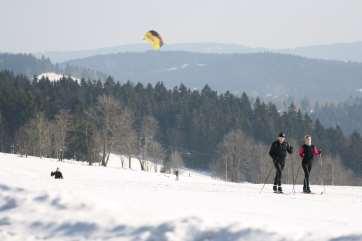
1, 0, 362, 53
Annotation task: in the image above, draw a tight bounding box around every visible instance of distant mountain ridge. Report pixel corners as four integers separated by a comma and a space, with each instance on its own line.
64, 51, 362, 102
35, 43, 266, 63
3, 51, 362, 103
35, 41, 362, 63
279, 41, 362, 63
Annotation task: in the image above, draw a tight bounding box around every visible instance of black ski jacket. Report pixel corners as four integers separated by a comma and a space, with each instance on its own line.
269, 140, 293, 161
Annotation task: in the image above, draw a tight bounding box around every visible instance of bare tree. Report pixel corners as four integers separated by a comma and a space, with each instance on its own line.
37, 113, 52, 157
138, 116, 159, 171
308, 154, 356, 186
52, 110, 72, 161
89, 95, 140, 168
112, 108, 138, 169
16, 123, 34, 156
252, 144, 272, 184
212, 129, 261, 183
94, 95, 125, 166
147, 140, 166, 172
170, 150, 184, 171
141, 116, 159, 142
86, 127, 102, 165
15, 113, 52, 158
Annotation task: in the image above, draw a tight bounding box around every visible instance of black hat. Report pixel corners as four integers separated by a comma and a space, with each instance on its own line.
278, 132, 286, 138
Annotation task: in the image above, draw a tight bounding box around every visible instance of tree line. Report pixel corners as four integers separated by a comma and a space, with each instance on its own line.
0, 71, 361, 184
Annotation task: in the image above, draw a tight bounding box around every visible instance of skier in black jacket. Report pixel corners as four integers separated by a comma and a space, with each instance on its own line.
269, 132, 293, 193
51, 167, 63, 179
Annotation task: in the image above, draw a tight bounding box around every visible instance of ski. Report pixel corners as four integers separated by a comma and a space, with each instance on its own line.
301, 192, 324, 195
273, 191, 289, 195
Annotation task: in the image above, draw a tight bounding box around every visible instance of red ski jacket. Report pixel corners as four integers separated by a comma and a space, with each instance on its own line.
298, 144, 321, 159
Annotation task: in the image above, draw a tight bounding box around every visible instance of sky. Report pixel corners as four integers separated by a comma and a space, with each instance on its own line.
1, 0, 362, 52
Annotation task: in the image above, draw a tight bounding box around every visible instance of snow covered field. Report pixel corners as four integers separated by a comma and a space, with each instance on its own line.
0, 152, 362, 241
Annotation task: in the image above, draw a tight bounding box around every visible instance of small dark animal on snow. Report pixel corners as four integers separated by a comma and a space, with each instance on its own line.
51, 168, 63, 179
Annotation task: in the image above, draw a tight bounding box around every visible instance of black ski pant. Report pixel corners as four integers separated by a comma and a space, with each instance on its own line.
273, 159, 285, 187
302, 160, 312, 190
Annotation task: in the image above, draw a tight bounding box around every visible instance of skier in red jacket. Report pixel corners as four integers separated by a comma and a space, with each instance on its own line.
298, 135, 321, 193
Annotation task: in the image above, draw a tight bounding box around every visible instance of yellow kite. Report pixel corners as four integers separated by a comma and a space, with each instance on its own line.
143, 30, 164, 50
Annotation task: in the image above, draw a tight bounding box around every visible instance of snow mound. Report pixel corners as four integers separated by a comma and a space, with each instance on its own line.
0, 152, 362, 241
37, 72, 80, 82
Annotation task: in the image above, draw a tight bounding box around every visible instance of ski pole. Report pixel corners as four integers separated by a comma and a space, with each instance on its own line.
293, 164, 301, 194
292, 156, 295, 192
320, 154, 326, 195
259, 165, 274, 194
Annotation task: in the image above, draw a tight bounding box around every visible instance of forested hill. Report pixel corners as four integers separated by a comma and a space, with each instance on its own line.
0, 53, 54, 77
65, 51, 362, 102
1, 71, 361, 182
4, 51, 362, 103
0, 53, 107, 80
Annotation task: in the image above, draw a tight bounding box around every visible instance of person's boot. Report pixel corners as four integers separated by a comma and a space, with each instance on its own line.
273, 185, 277, 192
303, 186, 308, 193
278, 186, 283, 193
306, 186, 312, 193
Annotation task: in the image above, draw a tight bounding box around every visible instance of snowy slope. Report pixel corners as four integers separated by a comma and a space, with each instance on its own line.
0, 153, 362, 241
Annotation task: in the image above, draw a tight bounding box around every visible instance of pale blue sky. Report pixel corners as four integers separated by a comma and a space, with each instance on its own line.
1, 0, 361, 52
